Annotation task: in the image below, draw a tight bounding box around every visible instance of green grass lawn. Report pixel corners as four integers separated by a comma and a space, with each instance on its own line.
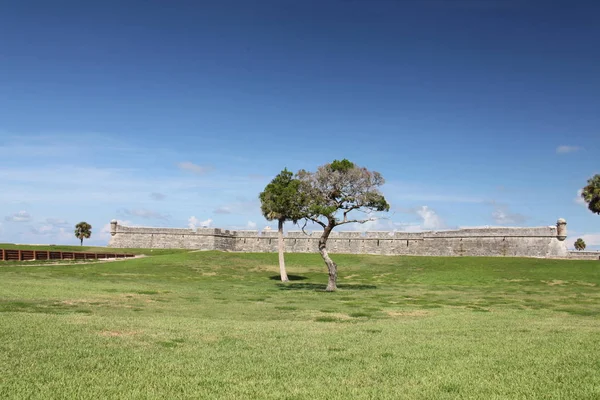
1, 250, 599, 399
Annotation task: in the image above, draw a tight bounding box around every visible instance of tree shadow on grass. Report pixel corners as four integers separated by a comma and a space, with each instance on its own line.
269, 275, 308, 281
276, 283, 377, 292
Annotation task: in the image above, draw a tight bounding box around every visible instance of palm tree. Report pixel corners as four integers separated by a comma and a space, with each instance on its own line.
259, 169, 305, 282
74, 222, 92, 246
574, 238, 586, 251
581, 174, 600, 215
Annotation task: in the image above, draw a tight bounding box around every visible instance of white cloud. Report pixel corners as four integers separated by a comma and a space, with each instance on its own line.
247, 221, 257, 229
188, 216, 199, 229
177, 162, 213, 175
120, 208, 170, 220
344, 206, 445, 233
416, 206, 446, 230
575, 189, 586, 206
188, 216, 212, 229
5, 211, 32, 222
491, 204, 527, 225
556, 145, 581, 154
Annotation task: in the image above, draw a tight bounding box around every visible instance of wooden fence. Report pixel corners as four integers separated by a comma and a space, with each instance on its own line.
0, 248, 136, 262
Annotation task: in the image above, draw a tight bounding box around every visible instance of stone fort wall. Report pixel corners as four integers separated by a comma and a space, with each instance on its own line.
108, 219, 573, 258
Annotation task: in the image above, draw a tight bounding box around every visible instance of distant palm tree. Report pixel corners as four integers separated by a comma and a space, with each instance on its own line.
74, 222, 92, 246
574, 238, 586, 251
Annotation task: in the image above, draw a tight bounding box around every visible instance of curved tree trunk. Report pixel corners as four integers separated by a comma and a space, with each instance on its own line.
318, 224, 337, 291
278, 219, 289, 282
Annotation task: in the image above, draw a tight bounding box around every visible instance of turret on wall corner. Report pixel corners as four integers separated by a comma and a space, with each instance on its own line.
110, 219, 118, 236
556, 218, 567, 241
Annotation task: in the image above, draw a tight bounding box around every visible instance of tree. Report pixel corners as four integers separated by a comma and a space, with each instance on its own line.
574, 238, 586, 251
297, 159, 389, 291
74, 222, 92, 246
259, 168, 306, 282
581, 174, 600, 215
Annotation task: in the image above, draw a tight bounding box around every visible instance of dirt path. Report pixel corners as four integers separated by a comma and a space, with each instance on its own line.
3, 255, 147, 267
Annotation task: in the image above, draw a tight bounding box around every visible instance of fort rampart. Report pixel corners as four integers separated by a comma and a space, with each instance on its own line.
106, 219, 591, 259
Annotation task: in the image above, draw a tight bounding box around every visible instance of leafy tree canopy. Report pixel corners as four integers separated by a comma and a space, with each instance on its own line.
259, 168, 305, 223
298, 159, 390, 228
581, 174, 600, 214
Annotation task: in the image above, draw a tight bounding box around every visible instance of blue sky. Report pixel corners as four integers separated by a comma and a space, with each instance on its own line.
1, 0, 598, 248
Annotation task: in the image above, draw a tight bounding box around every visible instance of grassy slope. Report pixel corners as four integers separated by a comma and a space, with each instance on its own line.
0, 252, 599, 399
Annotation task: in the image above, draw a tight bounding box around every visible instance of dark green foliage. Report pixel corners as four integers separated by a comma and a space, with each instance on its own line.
329, 159, 355, 173
574, 238, 586, 251
74, 221, 92, 245
259, 168, 305, 223
581, 174, 600, 214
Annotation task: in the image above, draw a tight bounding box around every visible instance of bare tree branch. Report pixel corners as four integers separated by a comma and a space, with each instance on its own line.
306, 217, 326, 229
343, 205, 361, 222
336, 218, 375, 226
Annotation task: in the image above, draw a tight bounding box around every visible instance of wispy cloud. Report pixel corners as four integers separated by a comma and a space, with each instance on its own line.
346, 205, 447, 232
579, 234, 600, 247
5, 211, 32, 222
150, 192, 166, 201
120, 208, 170, 220
45, 217, 70, 226
248, 174, 268, 181
491, 203, 528, 225
213, 197, 261, 216
556, 145, 582, 154
177, 162, 213, 175
575, 189, 586, 206
383, 182, 485, 204
29, 224, 73, 242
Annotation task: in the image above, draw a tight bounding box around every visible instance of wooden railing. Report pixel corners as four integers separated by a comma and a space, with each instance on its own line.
0, 249, 136, 262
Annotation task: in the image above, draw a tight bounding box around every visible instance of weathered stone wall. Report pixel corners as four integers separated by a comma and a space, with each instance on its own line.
567, 251, 600, 261
108, 220, 572, 258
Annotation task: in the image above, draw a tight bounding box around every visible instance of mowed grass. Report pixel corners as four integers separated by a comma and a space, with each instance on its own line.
0, 250, 599, 399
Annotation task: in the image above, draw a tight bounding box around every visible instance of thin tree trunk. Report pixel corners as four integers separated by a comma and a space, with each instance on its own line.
318, 225, 337, 291
278, 219, 289, 282
80, 237, 83, 246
